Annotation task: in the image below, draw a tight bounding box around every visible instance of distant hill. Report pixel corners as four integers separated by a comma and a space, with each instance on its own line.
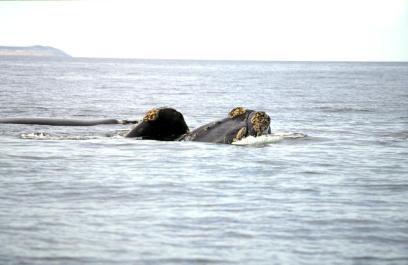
0, 45, 71, 57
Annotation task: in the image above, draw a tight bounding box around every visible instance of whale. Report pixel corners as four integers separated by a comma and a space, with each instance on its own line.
125, 107, 189, 140
180, 107, 271, 144
125, 107, 271, 144
1, 107, 271, 144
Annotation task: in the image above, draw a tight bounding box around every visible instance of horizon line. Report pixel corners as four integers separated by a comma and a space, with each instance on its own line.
1, 54, 407, 63
49, 55, 408, 64
1, 45, 407, 63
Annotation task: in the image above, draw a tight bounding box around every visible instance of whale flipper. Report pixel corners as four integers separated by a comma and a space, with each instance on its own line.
0, 118, 137, 126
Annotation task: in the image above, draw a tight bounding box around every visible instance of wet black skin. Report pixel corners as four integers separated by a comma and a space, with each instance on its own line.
0, 118, 136, 126
0, 107, 270, 144
181, 109, 271, 144
125, 108, 189, 141
125, 107, 271, 144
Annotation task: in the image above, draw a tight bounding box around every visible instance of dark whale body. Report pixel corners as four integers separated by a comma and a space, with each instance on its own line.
125, 108, 189, 140
125, 107, 271, 144
0, 118, 137, 126
0, 107, 271, 144
181, 108, 271, 144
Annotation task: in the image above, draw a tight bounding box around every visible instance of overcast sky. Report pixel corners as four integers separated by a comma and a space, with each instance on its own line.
0, 0, 407, 61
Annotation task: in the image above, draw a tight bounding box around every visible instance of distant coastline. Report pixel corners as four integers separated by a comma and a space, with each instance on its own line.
0, 45, 70, 57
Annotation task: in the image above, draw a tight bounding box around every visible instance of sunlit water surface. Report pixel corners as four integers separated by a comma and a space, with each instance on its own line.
0, 57, 407, 264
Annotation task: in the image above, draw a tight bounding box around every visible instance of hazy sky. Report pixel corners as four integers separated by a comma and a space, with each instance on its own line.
1, 0, 407, 61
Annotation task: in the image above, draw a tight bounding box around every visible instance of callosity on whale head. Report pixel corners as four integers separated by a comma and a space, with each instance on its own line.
181, 107, 271, 144
246, 110, 271, 137
125, 107, 189, 140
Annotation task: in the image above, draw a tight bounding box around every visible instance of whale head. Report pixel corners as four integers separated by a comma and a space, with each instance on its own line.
181, 107, 271, 144
125, 107, 189, 141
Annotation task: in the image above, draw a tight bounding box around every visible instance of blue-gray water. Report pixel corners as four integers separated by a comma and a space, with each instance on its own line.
0, 57, 407, 265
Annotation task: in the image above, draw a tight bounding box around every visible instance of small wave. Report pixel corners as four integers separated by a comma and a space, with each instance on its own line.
318, 106, 372, 113
383, 131, 408, 141
272, 132, 307, 138
20, 132, 101, 140
232, 132, 306, 146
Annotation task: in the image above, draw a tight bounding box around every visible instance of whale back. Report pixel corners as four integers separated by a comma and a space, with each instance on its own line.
125, 107, 189, 141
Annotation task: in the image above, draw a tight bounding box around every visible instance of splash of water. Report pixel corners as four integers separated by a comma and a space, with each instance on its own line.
20, 131, 307, 146
20, 132, 101, 140
232, 132, 306, 146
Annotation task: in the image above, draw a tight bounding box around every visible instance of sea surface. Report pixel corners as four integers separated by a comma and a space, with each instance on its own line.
0, 57, 407, 265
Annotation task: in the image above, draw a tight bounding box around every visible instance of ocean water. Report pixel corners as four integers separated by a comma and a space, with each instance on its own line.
0, 57, 407, 265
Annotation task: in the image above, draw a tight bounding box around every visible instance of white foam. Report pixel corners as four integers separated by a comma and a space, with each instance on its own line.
271, 132, 307, 139
20, 132, 101, 141
20, 131, 307, 145
232, 132, 306, 146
